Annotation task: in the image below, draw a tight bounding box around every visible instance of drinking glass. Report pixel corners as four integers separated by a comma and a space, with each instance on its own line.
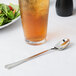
19, 0, 50, 45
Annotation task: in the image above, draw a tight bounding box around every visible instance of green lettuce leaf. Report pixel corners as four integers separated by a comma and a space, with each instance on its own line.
7, 11, 14, 19
2, 4, 9, 16
0, 14, 4, 17
0, 17, 4, 26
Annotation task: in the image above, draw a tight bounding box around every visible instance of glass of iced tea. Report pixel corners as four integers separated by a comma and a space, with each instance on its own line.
19, 0, 49, 45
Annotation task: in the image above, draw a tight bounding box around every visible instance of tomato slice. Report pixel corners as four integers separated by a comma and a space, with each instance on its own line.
8, 5, 13, 10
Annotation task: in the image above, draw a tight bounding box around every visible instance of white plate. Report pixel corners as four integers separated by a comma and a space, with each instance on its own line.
0, 16, 20, 29
0, 0, 20, 29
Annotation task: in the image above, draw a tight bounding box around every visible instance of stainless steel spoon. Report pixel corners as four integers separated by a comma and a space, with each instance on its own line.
5, 39, 70, 69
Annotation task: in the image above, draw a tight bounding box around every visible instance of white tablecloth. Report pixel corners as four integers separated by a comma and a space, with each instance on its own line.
0, 0, 76, 76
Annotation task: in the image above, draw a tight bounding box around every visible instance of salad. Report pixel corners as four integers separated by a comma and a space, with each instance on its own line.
0, 3, 20, 26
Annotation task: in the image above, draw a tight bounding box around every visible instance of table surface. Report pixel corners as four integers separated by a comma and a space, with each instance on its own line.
0, 0, 76, 76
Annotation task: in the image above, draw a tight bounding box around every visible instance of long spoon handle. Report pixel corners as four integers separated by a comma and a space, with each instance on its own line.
5, 49, 50, 69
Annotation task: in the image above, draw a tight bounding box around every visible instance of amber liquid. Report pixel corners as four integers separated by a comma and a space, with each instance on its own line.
19, 0, 49, 42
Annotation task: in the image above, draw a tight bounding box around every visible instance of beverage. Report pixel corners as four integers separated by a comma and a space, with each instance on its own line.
56, 0, 73, 17
19, 0, 49, 45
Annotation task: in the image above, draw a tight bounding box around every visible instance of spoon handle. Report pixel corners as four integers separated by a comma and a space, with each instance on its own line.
5, 49, 50, 69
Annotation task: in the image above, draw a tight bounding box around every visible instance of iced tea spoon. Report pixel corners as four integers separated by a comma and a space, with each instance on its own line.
5, 39, 70, 69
